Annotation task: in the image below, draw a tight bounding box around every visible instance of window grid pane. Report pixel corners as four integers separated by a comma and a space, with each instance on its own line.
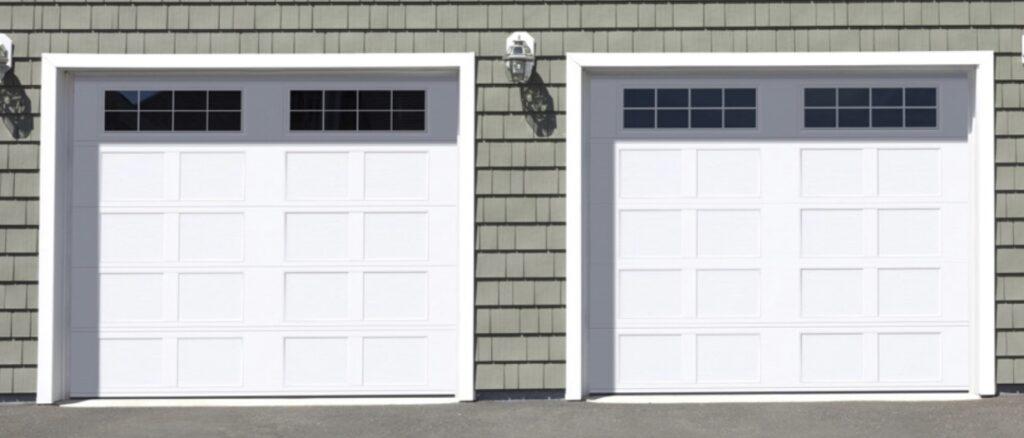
104, 90, 241, 132
803, 87, 937, 129
289, 90, 426, 132
624, 88, 757, 129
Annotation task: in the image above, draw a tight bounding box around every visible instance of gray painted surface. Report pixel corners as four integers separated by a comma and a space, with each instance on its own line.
1, 0, 1023, 393
4, 398, 1024, 437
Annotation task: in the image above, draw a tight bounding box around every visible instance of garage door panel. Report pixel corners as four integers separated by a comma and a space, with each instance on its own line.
588, 327, 968, 393
70, 330, 456, 397
603, 262, 966, 327
71, 87, 462, 396
594, 138, 970, 393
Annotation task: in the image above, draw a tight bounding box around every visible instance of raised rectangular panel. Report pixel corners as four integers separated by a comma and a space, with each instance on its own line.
619, 335, 683, 384
99, 274, 163, 323
619, 210, 685, 258
179, 153, 246, 200
284, 338, 348, 387
101, 153, 164, 201
286, 152, 349, 200
284, 273, 348, 321
100, 214, 164, 262
619, 149, 689, 198
179, 213, 245, 261
363, 213, 428, 260
365, 152, 429, 200
801, 149, 862, 196
364, 272, 428, 320
178, 273, 244, 321
878, 149, 940, 196
99, 339, 163, 387
801, 334, 864, 382
363, 337, 428, 385
878, 269, 941, 316
878, 333, 942, 382
619, 270, 686, 318
801, 269, 863, 317
696, 270, 760, 318
878, 209, 941, 256
801, 210, 862, 257
696, 210, 760, 257
696, 334, 760, 383
286, 213, 349, 261
177, 338, 244, 387
697, 150, 760, 197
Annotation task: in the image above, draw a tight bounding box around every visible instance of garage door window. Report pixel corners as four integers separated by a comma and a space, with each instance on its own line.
289, 90, 426, 132
804, 87, 937, 129
104, 90, 242, 132
623, 88, 757, 129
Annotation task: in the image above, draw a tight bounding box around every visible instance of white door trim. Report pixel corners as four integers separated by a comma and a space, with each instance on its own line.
565, 51, 996, 400
38, 53, 477, 404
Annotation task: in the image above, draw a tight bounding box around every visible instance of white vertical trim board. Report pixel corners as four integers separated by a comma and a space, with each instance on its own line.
564, 51, 996, 401
38, 53, 477, 404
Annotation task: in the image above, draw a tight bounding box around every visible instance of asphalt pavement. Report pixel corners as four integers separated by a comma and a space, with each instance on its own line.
2, 396, 1023, 438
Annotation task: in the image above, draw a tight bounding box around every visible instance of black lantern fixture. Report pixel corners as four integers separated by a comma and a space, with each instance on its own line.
504, 32, 536, 84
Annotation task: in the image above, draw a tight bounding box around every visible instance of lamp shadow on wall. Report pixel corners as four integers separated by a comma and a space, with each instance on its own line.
1, 72, 34, 140
517, 72, 556, 138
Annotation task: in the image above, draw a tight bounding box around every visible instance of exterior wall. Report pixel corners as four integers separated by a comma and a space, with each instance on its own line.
0, 0, 1022, 395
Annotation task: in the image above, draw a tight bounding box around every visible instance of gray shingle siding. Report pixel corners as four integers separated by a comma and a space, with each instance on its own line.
1, 1, 1022, 394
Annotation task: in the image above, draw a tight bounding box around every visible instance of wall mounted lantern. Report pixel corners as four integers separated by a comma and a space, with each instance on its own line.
0, 34, 12, 77
504, 32, 536, 84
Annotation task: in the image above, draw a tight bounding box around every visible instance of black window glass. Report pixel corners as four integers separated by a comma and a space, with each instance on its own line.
657, 89, 688, 107
805, 109, 836, 128
324, 111, 357, 130
359, 111, 391, 130
175, 91, 207, 110
105, 91, 139, 110
691, 109, 722, 127
837, 88, 869, 106
838, 108, 870, 127
359, 91, 392, 110
208, 91, 242, 110
691, 89, 723, 107
724, 109, 756, 128
871, 88, 903, 107
174, 111, 207, 131
905, 109, 937, 127
872, 108, 903, 127
105, 89, 242, 132
393, 112, 426, 131
325, 91, 357, 110
140, 91, 172, 110
290, 111, 322, 131
393, 91, 426, 110
291, 91, 323, 110
905, 88, 937, 107
804, 87, 937, 129
291, 89, 427, 132
104, 112, 137, 131
657, 109, 688, 128
804, 89, 836, 107
624, 89, 655, 108
139, 111, 172, 131
724, 89, 756, 107
623, 109, 655, 128
208, 112, 242, 131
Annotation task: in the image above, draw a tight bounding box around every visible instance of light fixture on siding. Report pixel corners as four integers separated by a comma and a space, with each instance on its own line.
504, 32, 536, 84
0, 34, 12, 77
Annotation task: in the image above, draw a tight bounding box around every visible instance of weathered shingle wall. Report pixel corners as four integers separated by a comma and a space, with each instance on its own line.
1, 1, 1024, 394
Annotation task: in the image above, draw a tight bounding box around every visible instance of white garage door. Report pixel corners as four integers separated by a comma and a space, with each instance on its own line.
66, 74, 463, 397
586, 74, 974, 393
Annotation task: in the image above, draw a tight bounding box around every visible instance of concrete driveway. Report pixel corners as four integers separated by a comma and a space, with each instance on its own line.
2, 397, 1024, 438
